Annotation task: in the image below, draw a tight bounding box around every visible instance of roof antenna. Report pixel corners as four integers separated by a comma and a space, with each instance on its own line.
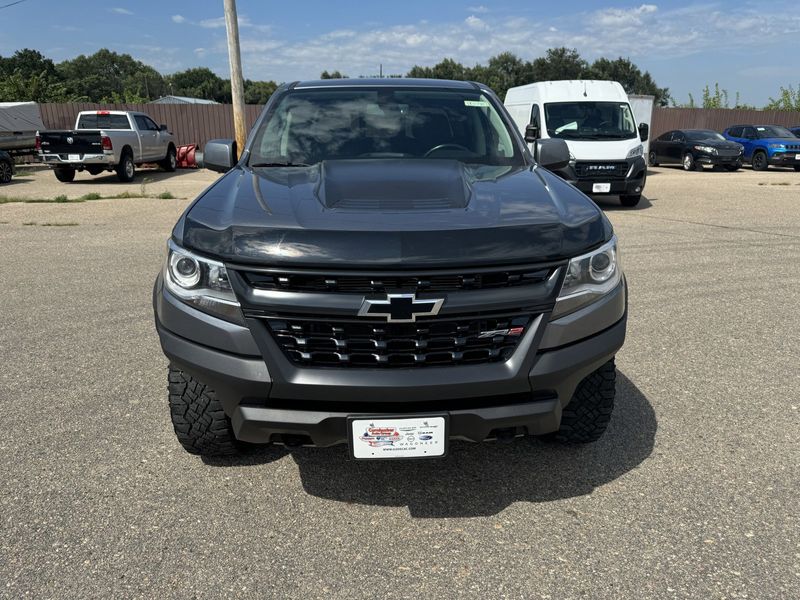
583, 82, 588, 97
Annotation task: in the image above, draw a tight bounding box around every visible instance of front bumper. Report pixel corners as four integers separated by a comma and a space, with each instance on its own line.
154, 275, 627, 447
696, 153, 743, 166
558, 156, 647, 196
767, 151, 800, 166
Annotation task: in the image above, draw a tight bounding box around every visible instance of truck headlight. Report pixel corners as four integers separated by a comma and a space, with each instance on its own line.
552, 236, 622, 318
163, 239, 244, 324
693, 145, 718, 155
627, 144, 643, 158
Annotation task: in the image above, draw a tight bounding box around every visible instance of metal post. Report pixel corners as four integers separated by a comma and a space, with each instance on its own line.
224, 0, 246, 157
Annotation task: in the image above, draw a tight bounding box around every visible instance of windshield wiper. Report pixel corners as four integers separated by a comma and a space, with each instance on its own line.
250, 161, 311, 168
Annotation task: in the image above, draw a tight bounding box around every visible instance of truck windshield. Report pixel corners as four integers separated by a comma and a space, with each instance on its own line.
249, 88, 522, 167
544, 102, 637, 140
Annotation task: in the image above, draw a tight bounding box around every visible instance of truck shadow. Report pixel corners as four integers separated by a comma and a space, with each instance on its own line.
249, 372, 656, 518
592, 195, 654, 211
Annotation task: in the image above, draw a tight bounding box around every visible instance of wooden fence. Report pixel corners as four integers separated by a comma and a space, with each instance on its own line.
38, 103, 800, 150
650, 108, 799, 137
39, 103, 264, 149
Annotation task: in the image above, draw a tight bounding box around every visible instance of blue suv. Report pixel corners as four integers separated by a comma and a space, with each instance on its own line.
723, 125, 800, 171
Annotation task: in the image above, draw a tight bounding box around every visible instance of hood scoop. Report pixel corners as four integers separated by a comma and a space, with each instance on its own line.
318, 159, 471, 211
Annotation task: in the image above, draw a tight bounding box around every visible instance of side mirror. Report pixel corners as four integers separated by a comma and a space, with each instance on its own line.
535, 138, 570, 171
524, 124, 540, 143
159, 124, 169, 132
638, 122, 649, 142
204, 139, 238, 173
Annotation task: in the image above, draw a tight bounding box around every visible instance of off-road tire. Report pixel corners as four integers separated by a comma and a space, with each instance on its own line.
168, 367, 239, 456
116, 150, 135, 182
546, 360, 616, 444
619, 194, 641, 207
751, 151, 768, 171
54, 166, 76, 182
160, 145, 177, 172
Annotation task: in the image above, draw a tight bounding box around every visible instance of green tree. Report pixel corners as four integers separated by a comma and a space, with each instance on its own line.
244, 79, 278, 104
320, 70, 347, 79
586, 57, 670, 106
166, 67, 230, 103
530, 47, 588, 81
57, 49, 162, 102
0, 48, 68, 102
765, 85, 800, 111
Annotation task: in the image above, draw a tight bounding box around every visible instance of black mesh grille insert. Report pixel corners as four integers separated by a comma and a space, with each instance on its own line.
574, 161, 629, 179
264, 314, 533, 368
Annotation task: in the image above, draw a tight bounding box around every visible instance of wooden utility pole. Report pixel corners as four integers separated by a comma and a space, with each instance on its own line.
224, 0, 246, 156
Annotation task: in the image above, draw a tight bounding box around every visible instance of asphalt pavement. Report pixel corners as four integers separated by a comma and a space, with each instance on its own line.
1, 166, 798, 599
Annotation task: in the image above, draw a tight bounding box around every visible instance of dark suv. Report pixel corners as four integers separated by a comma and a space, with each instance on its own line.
154, 79, 627, 459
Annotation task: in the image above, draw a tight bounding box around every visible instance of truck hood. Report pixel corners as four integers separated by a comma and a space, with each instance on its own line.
561, 138, 640, 161
180, 159, 610, 268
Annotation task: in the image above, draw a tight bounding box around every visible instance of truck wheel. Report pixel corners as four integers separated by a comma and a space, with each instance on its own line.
0, 161, 12, 183
619, 194, 641, 207
116, 151, 135, 182
647, 151, 658, 167
54, 167, 76, 182
160, 145, 177, 172
168, 367, 239, 456
751, 151, 768, 171
545, 360, 616, 444
793, 165, 800, 172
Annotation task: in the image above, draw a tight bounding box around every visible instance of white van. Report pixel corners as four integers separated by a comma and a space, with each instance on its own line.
505, 80, 649, 207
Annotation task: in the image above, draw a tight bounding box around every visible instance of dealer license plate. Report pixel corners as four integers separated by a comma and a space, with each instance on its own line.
592, 182, 611, 193
350, 416, 447, 459
68, 154, 80, 161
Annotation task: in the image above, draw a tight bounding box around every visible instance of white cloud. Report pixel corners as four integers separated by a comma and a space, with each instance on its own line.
171, 15, 186, 24
467, 5, 489, 13
465, 15, 488, 30
111, 7, 133, 16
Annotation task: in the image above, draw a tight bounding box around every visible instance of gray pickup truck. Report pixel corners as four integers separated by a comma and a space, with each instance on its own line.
38, 110, 177, 182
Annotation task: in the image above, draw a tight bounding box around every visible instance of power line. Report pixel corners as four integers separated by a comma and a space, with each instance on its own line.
0, 0, 27, 9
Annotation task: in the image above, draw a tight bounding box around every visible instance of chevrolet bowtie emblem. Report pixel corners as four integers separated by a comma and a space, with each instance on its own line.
358, 294, 444, 323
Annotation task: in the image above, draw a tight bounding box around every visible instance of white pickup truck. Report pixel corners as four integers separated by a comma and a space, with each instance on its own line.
37, 110, 177, 183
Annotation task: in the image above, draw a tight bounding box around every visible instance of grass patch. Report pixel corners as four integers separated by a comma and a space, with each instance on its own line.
0, 190, 179, 204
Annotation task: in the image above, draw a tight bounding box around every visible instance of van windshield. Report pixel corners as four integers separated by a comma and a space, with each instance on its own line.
544, 102, 637, 141
249, 87, 522, 167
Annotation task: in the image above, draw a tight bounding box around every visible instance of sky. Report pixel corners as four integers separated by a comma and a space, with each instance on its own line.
1, 0, 798, 105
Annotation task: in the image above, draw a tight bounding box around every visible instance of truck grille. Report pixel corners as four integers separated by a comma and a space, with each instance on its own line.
262, 314, 533, 368
243, 267, 552, 294
574, 161, 629, 180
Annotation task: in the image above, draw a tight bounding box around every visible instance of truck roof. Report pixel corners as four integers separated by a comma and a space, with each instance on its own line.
505, 80, 629, 105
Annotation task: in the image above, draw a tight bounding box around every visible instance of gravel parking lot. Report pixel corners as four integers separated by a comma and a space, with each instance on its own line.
1, 165, 798, 599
